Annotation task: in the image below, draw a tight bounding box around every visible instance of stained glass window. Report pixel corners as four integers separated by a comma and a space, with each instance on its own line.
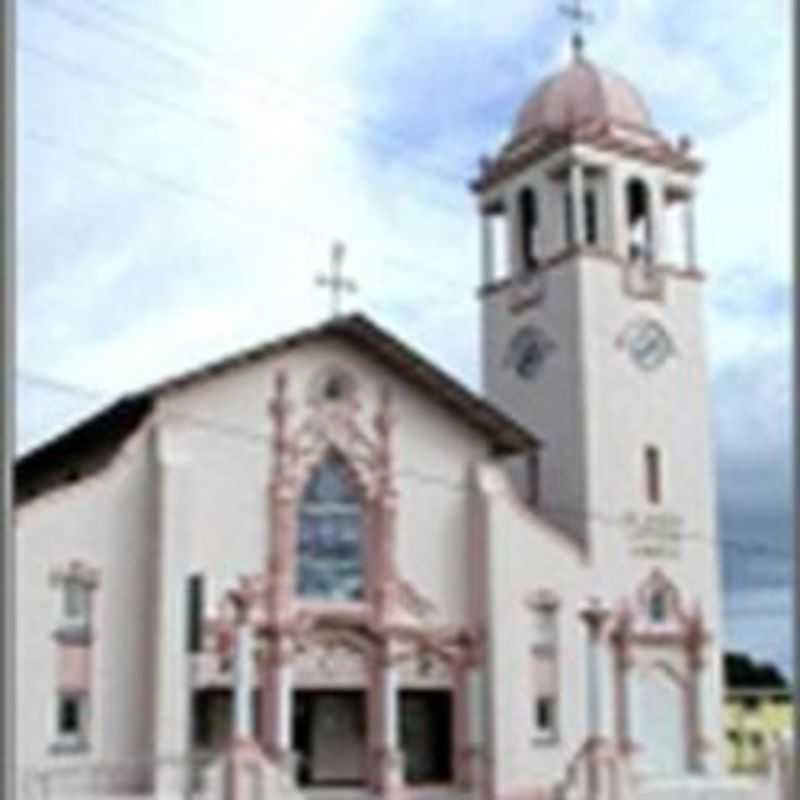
297, 452, 364, 600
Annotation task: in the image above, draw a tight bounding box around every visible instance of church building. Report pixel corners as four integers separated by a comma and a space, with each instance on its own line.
17, 28, 783, 800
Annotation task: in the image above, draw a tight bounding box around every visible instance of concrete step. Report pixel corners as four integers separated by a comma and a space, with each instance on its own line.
636, 776, 764, 800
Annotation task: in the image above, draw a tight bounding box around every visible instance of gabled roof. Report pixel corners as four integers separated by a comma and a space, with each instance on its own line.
16, 314, 539, 503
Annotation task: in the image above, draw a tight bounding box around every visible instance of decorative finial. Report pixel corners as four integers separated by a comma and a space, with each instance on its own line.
558, 0, 594, 59
315, 240, 358, 319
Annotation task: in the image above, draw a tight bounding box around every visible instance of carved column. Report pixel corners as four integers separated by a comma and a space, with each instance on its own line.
612, 616, 636, 759
464, 660, 486, 798
373, 386, 399, 626
580, 599, 611, 800
684, 195, 698, 270
687, 617, 710, 774
259, 632, 293, 768
266, 483, 295, 623
231, 601, 255, 740
375, 645, 403, 800
569, 161, 586, 248
224, 581, 264, 800
266, 370, 295, 625
648, 177, 665, 267
609, 165, 628, 261
507, 189, 523, 276
481, 212, 495, 286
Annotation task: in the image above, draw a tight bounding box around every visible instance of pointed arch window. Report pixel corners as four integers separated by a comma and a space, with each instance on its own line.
297, 451, 365, 601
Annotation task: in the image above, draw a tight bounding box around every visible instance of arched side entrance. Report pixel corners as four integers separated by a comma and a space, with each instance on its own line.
610, 569, 711, 778
633, 662, 690, 777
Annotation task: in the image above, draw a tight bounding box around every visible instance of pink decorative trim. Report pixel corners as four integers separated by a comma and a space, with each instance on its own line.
57, 645, 91, 691
394, 577, 437, 619
264, 371, 401, 627
477, 250, 705, 301
608, 571, 713, 775
472, 125, 701, 195
200, 369, 479, 788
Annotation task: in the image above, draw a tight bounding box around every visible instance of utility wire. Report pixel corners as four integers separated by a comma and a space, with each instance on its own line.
20, 42, 473, 226
77, 0, 522, 172
16, 368, 793, 560
23, 0, 480, 196
24, 126, 468, 295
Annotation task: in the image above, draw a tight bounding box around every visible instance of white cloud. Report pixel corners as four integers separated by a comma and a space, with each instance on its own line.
17, 5, 792, 682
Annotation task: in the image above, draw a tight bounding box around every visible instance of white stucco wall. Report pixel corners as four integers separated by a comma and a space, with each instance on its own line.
478, 463, 589, 795
16, 422, 159, 775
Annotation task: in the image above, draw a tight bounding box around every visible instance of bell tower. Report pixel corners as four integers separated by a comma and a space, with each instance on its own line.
473, 45, 711, 553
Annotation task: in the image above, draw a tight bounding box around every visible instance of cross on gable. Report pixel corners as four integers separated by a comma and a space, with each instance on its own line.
316, 240, 358, 319
558, 0, 595, 56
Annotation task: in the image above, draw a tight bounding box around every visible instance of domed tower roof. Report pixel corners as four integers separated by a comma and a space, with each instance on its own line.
512, 56, 654, 140
472, 48, 702, 194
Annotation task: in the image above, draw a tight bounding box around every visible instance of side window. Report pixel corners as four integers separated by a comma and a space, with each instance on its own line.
530, 596, 559, 743
534, 696, 557, 737
53, 691, 90, 752
62, 579, 90, 628
644, 445, 662, 505
50, 563, 98, 754
564, 189, 575, 248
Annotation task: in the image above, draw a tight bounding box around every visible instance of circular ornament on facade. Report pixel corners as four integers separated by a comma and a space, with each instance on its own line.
308, 366, 357, 405
617, 318, 675, 372
504, 325, 555, 380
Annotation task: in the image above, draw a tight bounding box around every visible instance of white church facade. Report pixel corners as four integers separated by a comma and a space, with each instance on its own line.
16, 40, 790, 800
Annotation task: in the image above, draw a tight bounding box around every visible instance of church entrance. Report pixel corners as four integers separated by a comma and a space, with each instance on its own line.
293, 690, 368, 787
636, 667, 688, 777
399, 690, 453, 785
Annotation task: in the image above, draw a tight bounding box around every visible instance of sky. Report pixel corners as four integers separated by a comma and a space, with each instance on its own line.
17, 1, 793, 677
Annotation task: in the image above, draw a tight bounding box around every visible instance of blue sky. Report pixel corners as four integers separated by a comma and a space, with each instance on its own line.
17, 1, 792, 676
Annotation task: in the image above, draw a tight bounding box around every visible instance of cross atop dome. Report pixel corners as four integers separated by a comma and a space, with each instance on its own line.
558, 0, 594, 58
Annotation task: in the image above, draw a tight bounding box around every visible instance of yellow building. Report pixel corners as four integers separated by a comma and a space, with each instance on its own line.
725, 689, 794, 773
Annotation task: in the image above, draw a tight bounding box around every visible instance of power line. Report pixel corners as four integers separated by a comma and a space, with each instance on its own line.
16, 368, 793, 560
23, 0, 480, 198
19, 42, 473, 227
78, 0, 522, 171
24, 125, 469, 296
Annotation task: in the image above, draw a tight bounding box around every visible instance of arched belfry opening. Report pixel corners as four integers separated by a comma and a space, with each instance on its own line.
518, 186, 540, 271
626, 178, 653, 266
296, 449, 365, 601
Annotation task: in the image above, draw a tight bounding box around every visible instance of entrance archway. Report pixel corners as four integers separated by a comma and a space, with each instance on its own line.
635, 664, 687, 776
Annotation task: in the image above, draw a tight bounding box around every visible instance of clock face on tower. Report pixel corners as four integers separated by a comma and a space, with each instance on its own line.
505, 325, 555, 380
617, 318, 675, 371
